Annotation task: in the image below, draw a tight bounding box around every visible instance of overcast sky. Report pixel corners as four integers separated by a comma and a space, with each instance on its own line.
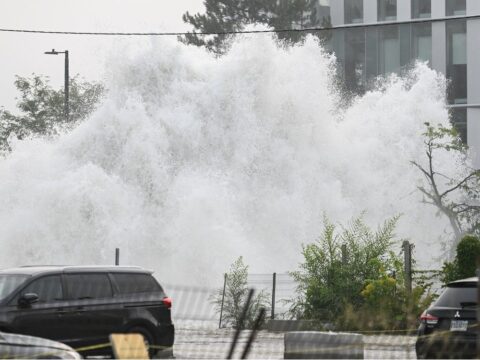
0, 0, 205, 111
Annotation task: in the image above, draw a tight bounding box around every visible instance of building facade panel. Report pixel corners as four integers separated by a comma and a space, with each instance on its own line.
431, 22, 447, 74
432, 0, 446, 18
466, 0, 480, 15
467, 18, 480, 166
397, 0, 411, 20
330, 0, 345, 26
320, 0, 479, 167
364, 0, 377, 22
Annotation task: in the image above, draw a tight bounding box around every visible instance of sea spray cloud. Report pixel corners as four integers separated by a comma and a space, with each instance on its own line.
0, 34, 457, 285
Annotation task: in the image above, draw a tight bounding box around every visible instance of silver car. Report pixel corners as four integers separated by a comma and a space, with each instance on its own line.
0, 331, 81, 359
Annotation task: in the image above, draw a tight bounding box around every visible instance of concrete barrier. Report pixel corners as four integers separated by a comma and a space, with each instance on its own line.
267, 320, 318, 332
284, 331, 364, 359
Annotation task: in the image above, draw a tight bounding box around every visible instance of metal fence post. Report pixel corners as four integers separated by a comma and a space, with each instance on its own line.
341, 244, 348, 265
271, 272, 276, 320
115, 248, 120, 266
403, 241, 412, 296
219, 273, 227, 329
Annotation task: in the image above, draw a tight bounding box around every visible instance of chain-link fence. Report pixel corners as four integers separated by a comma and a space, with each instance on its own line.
165, 281, 421, 359
164, 267, 465, 360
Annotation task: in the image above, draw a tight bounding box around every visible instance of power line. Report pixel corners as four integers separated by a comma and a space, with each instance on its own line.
0, 27, 332, 36
0, 14, 479, 37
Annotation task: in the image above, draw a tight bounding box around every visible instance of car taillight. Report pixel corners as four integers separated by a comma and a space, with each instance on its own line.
162, 297, 172, 309
420, 310, 439, 325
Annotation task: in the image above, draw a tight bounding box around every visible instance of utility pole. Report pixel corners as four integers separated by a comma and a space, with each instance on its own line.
44, 49, 69, 121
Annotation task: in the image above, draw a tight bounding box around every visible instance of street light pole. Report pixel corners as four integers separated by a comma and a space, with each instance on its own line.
64, 50, 69, 121
44, 49, 69, 122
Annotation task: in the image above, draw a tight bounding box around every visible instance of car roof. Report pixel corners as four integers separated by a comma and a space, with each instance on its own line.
448, 276, 478, 286
0, 265, 152, 276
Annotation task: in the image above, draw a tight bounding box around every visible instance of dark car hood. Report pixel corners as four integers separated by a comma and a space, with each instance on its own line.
0, 332, 73, 351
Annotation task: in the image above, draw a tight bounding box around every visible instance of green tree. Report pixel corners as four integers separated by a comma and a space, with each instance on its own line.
180, 0, 331, 55
441, 234, 480, 284
212, 256, 269, 329
411, 123, 480, 244
0, 74, 104, 151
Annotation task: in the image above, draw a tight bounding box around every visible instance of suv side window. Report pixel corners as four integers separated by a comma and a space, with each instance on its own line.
65, 274, 113, 300
111, 273, 162, 294
18, 275, 63, 303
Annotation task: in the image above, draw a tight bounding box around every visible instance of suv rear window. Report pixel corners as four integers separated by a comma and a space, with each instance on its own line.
112, 273, 162, 294
65, 274, 113, 299
435, 283, 477, 308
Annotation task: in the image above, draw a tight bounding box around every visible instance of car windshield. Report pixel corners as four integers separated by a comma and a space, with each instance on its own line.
0, 274, 29, 301
435, 283, 477, 308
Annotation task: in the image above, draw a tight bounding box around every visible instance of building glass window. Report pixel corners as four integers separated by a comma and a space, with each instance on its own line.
316, 0, 331, 26
379, 25, 400, 74
446, 20, 467, 104
412, 23, 432, 64
378, 0, 397, 21
446, 0, 466, 16
450, 108, 467, 143
344, 29, 366, 91
411, 0, 431, 18
345, 0, 363, 24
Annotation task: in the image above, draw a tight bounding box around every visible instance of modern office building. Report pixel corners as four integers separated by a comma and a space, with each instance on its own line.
315, 0, 480, 167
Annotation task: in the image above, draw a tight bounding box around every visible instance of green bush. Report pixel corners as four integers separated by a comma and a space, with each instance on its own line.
290, 215, 433, 331
441, 234, 480, 284
340, 269, 434, 331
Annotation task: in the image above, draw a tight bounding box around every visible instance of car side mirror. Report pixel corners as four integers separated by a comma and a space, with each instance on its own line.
18, 293, 39, 307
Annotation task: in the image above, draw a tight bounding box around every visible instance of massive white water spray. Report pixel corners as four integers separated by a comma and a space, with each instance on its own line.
0, 34, 461, 285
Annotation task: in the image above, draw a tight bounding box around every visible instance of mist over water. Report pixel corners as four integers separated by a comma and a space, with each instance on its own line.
0, 35, 460, 286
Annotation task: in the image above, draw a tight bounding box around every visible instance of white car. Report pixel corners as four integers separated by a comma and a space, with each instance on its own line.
0, 331, 81, 359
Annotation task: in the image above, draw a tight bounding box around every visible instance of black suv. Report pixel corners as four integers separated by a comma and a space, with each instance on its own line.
416, 277, 477, 359
0, 266, 174, 357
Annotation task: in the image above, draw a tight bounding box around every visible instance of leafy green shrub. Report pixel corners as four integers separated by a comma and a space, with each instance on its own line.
442, 234, 480, 284
340, 269, 434, 331
290, 214, 433, 331
212, 256, 270, 329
